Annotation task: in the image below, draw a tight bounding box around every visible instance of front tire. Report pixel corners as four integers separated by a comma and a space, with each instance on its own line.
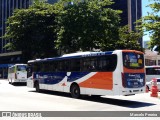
70, 84, 80, 99
11, 79, 14, 85
146, 85, 149, 91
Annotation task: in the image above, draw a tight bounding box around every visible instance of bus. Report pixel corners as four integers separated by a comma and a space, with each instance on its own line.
145, 66, 160, 82
27, 50, 145, 98
8, 64, 27, 84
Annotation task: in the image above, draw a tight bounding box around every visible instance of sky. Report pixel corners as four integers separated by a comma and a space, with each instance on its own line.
142, 0, 154, 41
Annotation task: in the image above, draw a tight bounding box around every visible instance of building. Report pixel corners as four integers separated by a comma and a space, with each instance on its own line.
47, 0, 58, 4
111, 0, 142, 46
144, 40, 160, 66
112, 0, 142, 30
0, 0, 32, 78
0, 0, 32, 53
0, 0, 59, 78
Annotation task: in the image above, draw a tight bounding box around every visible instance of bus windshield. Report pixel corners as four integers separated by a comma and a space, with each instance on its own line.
123, 52, 144, 69
17, 65, 27, 71
146, 67, 160, 75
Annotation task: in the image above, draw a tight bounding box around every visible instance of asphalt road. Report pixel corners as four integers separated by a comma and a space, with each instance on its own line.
0, 79, 160, 120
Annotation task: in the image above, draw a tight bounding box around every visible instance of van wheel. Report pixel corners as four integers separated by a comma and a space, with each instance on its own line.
11, 79, 14, 85
70, 84, 80, 99
8, 79, 11, 84
35, 81, 41, 92
146, 85, 149, 91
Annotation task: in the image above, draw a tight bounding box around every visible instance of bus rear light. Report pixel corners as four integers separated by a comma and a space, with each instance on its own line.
121, 73, 126, 88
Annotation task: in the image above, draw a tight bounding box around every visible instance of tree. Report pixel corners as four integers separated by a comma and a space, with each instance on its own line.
3, 0, 57, 61
138, 0, 160, 51
55, 0, 122, 53
116, 25, 143, 51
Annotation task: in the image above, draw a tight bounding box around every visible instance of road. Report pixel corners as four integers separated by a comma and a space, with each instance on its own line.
0, 79, 160, 120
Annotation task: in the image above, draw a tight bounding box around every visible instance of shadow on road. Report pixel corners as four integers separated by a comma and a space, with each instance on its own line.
29, 90, 156, 108
11, 83, 27, 86
84, 97, 156, 108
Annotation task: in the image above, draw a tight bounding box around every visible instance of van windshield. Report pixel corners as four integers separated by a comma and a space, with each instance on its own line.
17, 65, 27, 71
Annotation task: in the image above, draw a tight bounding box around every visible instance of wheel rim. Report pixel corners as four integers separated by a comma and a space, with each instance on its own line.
73, 88, 78, 95
71, 85, 80, 98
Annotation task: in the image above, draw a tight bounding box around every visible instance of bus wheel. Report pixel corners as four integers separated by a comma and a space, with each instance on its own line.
35, 81, 40, 92
70, 84, 80, 99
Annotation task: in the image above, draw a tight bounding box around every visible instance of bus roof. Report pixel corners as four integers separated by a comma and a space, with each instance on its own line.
28, 51, 114, 63
27, 50, 143, 63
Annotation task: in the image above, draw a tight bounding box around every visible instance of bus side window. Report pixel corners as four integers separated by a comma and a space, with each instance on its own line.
98, 55, 117, 72
64, 60, 70, 71
51, 61, 58, 72
33, 63, 40, 72
58, 61, 64, 71
146, 68, 154, 75
82, 58, 89, 71
70, 59, 80, 72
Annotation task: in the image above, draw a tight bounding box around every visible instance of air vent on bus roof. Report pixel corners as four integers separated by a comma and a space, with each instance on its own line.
62, 51, 94, 57
36, 59, 41, 61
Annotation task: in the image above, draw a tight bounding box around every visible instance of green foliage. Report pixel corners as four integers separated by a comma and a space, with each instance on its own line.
138, 0, 160, 50
55, 0, 122, 53
3, 1, 57, 60
3, 0, 143, 61
117, 25, 143, 51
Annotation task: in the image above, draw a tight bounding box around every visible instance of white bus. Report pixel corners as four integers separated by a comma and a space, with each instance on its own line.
27, 50, 145, 98
145, 66, 160, 82
8, 64, 27, 84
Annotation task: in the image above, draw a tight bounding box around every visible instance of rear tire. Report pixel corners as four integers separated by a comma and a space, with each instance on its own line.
70, 84, 80, 99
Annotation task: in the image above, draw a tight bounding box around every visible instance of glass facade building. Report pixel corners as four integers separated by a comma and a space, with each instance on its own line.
0, 0, 58, 53
112, 0, 142, 31
0, 0, 58, 78
111, 0, 142, 47
0, 0, 32, 78
0, 0, 32, 53
47, 0, 58, 4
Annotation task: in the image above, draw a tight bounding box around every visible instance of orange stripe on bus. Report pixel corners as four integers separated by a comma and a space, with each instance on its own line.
123, 67, 145, 73
79, 72, 113, 90
122, 50, 144, 54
